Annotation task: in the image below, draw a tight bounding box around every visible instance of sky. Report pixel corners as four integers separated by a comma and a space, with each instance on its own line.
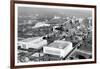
18, 6, 92, 17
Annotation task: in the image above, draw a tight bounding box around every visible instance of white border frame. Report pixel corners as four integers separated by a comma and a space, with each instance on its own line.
15, 3, 95, 66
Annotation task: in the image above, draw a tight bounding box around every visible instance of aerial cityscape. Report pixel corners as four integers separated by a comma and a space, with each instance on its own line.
17, 7, 92, 63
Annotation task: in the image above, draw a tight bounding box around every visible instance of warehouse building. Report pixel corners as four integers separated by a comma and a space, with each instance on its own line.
43, 40, 73, 58
18, 37, 47, 49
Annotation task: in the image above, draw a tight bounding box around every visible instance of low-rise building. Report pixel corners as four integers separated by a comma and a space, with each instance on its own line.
43, 40, 73, 58
18, 37, 47, 49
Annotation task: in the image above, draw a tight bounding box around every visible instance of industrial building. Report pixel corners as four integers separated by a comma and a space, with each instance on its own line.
43, 40, 73, 58
18, 37, 47, 49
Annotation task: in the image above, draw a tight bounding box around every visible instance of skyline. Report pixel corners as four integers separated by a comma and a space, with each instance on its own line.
18, 7, 92, 17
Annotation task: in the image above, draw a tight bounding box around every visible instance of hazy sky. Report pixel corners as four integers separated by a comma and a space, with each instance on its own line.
18, 6, 92, 17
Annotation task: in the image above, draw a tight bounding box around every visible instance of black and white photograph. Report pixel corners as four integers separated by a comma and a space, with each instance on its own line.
12, 1, 96, 67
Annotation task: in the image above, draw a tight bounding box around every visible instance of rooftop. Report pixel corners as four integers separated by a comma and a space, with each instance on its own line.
21, 37, 41, 42
48, 40, 71, 49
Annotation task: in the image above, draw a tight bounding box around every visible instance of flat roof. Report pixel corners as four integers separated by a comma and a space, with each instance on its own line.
21, 37, 41, 42
48, 40, 70, 49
